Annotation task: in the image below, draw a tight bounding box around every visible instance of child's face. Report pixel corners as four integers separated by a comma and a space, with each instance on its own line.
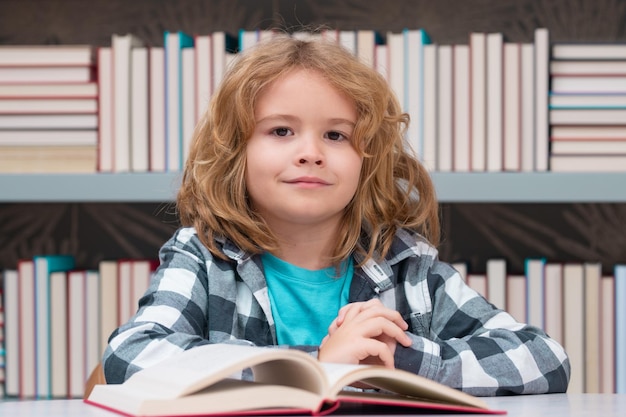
245, 68, 363, 231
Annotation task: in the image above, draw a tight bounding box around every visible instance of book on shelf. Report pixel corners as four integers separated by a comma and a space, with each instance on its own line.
164, 30, 194, 172
0, 114, 98, 129
505, 274, 526, 323
616, 264, 626, 394
2, 269, 19, 398
453, 44, 470, 172
485, 32, 503, 172
550, 60, 626, 75
503, 42, 521, 171
0, 66, 95, 83
0, 82, 98, 98
549, 108, 626, 124
520, 43, 535, 172
550, 125, 626, 140
33, 254, 75, 399
584, 262, 602, 394
422, 43, 437, 171
552, 43, 626, 60
486, 258, 506, 310
525, 258, 545, 329
549, 93, 626, 108
130, 46, 149, 172
0, 145, 97, 173
551, 140, 626, 155
112, 33, 145, 173
469, 32, 487, 172
86, 343, 502, 417
601, 274, 616, 394
194, 34, 212, 122
49, 270, 68, 398
181, 47, 196, 166
562, 263, 585, 394
0, 45, 95, 66
0, 130, 98, 146
543, 263, 563, 345
97, 46, 113, 172
551, 75, 626, 93
0, 98, 98, 113
149, 46, 166, 172
534, 28, 550, 172
437, 44, 453, 172
550, 155, 626, 172
17, 260, 36, 398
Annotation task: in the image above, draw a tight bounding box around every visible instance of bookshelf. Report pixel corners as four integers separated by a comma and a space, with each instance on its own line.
1, 172, 626, 203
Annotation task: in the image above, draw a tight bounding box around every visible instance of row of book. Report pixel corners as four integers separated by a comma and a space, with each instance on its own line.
1, 255, 157, 399
1, 254, 625, 398
0, 285, 5, 399
1, 28, 625, 173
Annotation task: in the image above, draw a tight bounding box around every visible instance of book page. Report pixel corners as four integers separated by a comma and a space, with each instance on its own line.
119, 344, 326, 398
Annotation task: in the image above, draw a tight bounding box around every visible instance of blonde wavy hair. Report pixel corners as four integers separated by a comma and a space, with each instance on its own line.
177, 34, 440, 266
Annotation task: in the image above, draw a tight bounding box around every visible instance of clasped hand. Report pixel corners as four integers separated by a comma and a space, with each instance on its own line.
318, 299, 412, 368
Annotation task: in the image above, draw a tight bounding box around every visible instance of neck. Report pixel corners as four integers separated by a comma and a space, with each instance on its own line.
269, 222, 340, 270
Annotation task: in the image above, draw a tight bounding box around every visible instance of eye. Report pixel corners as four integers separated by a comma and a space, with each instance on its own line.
325, 131, 348, 141
271, 127, 293, 137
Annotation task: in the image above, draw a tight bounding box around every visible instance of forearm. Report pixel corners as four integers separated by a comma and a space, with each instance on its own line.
394, 325, 571, 396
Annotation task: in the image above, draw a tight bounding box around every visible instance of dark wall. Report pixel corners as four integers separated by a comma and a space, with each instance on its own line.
1, 0, 625, 274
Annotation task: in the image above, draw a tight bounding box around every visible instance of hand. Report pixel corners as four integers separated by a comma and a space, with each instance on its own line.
318, 299, 412, 368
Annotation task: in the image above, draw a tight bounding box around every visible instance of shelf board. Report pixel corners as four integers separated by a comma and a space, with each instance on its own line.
0, 172, 624, 203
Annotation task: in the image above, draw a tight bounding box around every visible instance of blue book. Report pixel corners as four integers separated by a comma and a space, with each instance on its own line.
33, 254, 75, 399
616, 264, 626, 393
164, 30, 194, 172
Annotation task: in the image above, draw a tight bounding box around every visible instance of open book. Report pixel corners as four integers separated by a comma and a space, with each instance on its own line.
85, 344, 505, 416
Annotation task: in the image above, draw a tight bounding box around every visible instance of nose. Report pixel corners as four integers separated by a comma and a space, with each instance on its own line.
296, 135, 324, 166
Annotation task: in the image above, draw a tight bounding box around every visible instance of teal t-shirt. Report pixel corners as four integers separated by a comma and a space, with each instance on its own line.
261, 253, 353, 346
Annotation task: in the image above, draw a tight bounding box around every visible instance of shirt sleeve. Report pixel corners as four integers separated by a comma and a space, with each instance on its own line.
393, 258, 571, 396
101, 228, 249, 384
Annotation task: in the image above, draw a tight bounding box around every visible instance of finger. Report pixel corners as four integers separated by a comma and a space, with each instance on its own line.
358, 338, 395, 368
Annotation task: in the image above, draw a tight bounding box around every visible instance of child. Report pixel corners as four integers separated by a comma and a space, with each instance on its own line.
102, 34, 570, 396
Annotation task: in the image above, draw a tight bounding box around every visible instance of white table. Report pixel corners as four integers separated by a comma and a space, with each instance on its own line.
1, 394, 624, 416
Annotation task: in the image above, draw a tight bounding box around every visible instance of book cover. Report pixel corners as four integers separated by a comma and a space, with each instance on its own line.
437, 44, 453, 172
130, 46, 149, 172
164, 30, 194, 172
33, 254, 75, 399
49, 270, 68, 398
562, 263, 585, 394
534, 28, 549, 171
520, 43, 535, 172
149, 46, 166, 172
486, 258, 506, 310
0, 45, 94, 66
453, 44, 470, 172
68, 270, 87, 398
2, 269, 20, 397
470, 32, 487, 172
615, 264, 626, 394
97, 47, 113, 172
600, 274, 615, 393
524, 258, 545, 329
486, 32, 503, 172
0, 98, 97, 114
584, 262, 602, 393
17, 260, 36, 398
422, 43, 437, 171
0, 82, 98, 98
503, 42, 521, 172
86, 344, 504, 416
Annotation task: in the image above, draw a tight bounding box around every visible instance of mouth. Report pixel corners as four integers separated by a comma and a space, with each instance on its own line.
285, 176, 331, 186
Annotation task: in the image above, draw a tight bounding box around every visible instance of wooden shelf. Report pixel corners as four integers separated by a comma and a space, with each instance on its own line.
1, 172, 625, 203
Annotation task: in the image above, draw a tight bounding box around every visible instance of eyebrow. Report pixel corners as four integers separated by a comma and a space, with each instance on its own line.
256, 114, 356, 127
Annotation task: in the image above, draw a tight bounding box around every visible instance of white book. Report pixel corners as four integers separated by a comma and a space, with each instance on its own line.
2, 269, 20, 397
0, 45, 94, 66
181, 47, 196, 167
194, 34, 212, 121
453, 44, 470, 172
551, 75, 626, 93
422, 43, 438, 171
600, 275, 615, 393
0, 66, 94, 83
552, 43, 626, 60
404, 29, 430, 159
85, 270, 101, 387
0, 82, 98, 98
356, 30, 376, 68
112, 33, 144, 172
503, 42, 521, 171
0, 130, 97, 146
238, 29, 258, 51
486, 259, 506, 310
551, 140, 626, 155
149, 47, 166, 172
130, 47, 149, 172
0, 98, 97, 113
68, 270, 86, 398
211, 32, 236, 93
520, 43, 535, 172
534, 28, 550, 172
49, 271, 68, 398
551, 125, 626, 140
0, 114, 98, 130
386, 31, 404, 117
99, 260, 119, 358
617, 265, 626, 394
437, 45, 453, 172
506, 274, 527, 323
97, 47, 113, 172
18, 260, 36, 398
550, 109, 626, 124
338, 30, 356, 55
374, 43, 389, 80
486, 32, 503, 172
118, 260, 133, 325
470, 32, 487, 171
550, 155, 626, 172
584, 262, 602, 393
543, 263, 563, 345
562, 263, 585, 394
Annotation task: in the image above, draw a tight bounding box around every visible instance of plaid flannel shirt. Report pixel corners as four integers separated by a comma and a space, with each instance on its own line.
103, 227, 570, 396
